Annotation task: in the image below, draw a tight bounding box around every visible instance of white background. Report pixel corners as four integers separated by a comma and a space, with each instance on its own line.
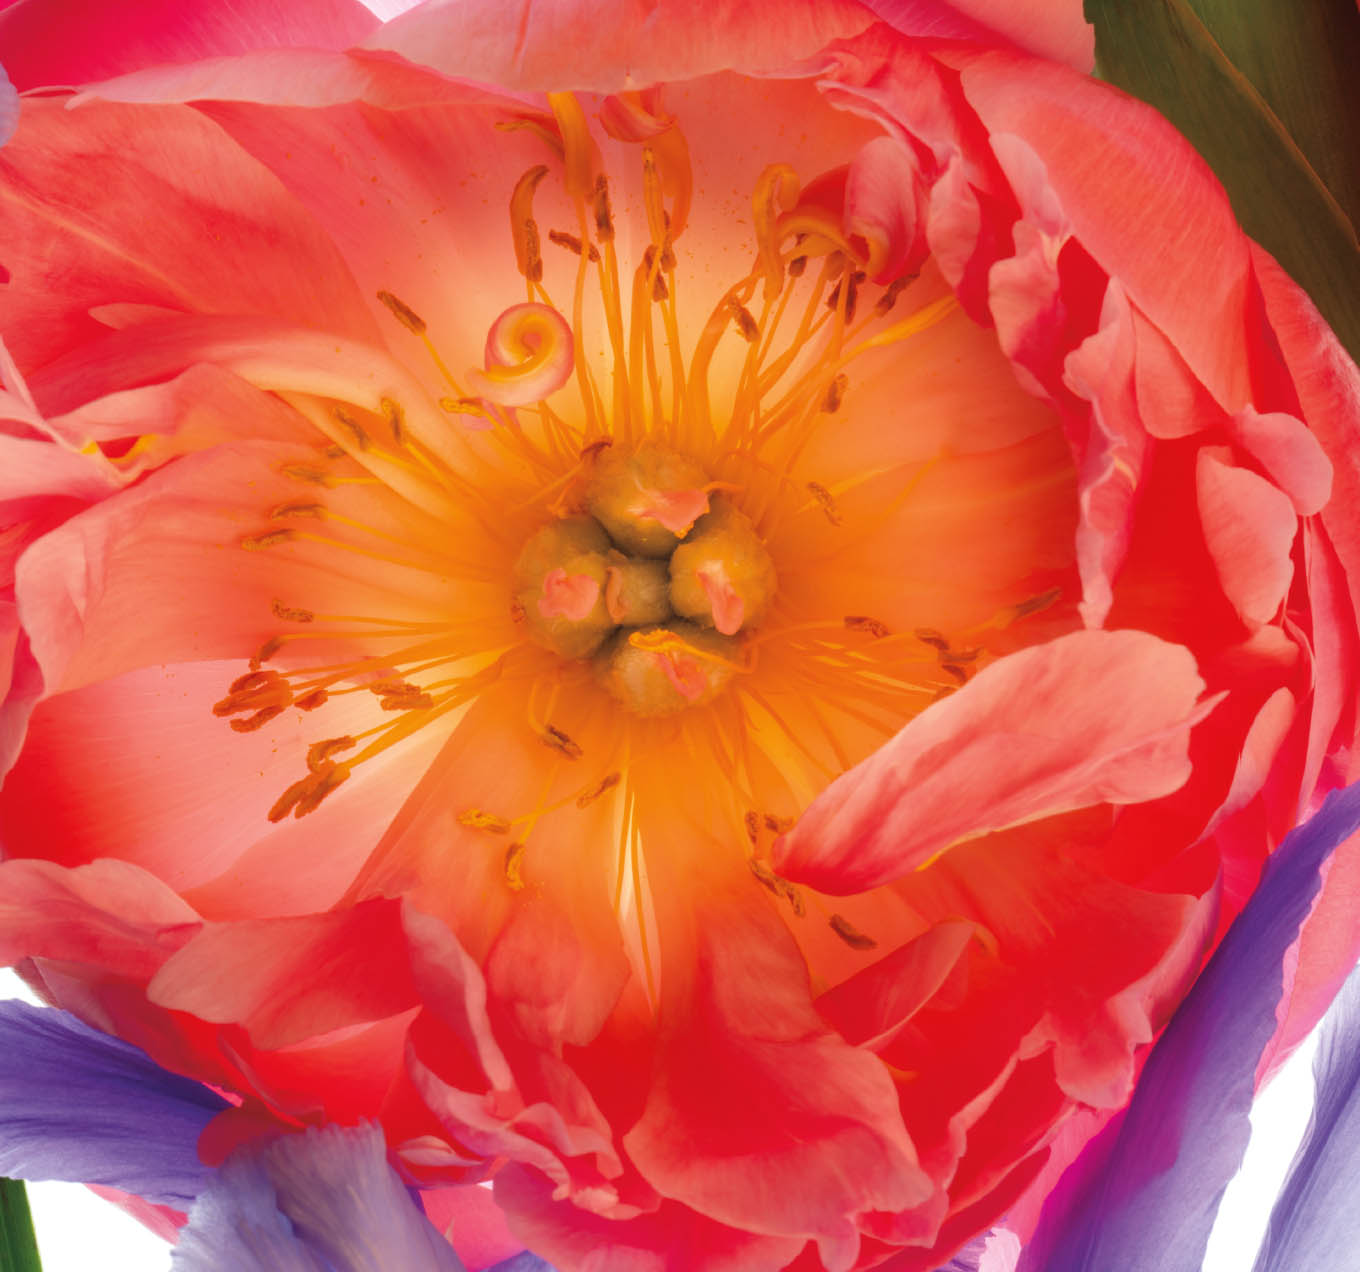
1, 966, 1321, 1271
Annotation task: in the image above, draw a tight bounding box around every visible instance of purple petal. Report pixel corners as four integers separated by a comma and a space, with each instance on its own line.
483, 1255, 556, 1272
1018, 780, 1360, 1272
171, 1149, 326, 1272
0, 61, 15, 147
1251, 959, 1360, 1269
931, 1237, 984, 1272
0, 999, 226, 1207
173, 1122, 467, 1272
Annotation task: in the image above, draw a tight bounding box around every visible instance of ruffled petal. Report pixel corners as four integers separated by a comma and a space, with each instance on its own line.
146, 900, 420, 1050
776, 630, 1210, 893
938, 46, 1257, 413
0, 1000, 226, 1207
494, 1165, 803, 1272
625, 770, 932, 1264
364, 0, 873, 93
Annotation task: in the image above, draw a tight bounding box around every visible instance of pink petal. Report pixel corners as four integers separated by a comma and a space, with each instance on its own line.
0, 97, 377, 374
1196, 447, 1298, 628
844, 134, 927, 283
364, 0, 874, 93
1128, 303, 1227, 440
624, 773, 933, 1252
939, 47, 1256, 413
776, 630, 1211, 893
0, 660, 444, 913
860, 0, 1094, 70
147, 900, 420, 1050
0, 0, 376, 91
70, 47, 466, 110
494, 1164, 805, 1272
0, 858, 198, 981
816, 920, 975, 1051
418, 1184, 525, 1269
1232, 406, 1334, 517
1062, 279, 1149, 628
1249, 247, 1360, 614
347, 678, 632, 1052
402, 909, 625, 1206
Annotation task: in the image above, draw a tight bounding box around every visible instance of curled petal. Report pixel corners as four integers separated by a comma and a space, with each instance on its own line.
844, 135, 926, 282
466, 303, 573, 407
599, 87, 672, 142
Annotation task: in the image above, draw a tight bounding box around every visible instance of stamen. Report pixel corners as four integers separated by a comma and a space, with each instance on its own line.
307, 736, 355, 772
752, 163, 799, 298
820, 373, 848, 414
250, 636, 283, 669
546, 92, 595, 201
548, 229, 600, 262
376, 289, 426, 334
269, 501, 325, 521
729, 300, 760, 343
241, 529, 296, 551
576, 772, 621, 808
873, 274, 914, 317
510, 165, 550, 283
844, 615, 891, 639
458, 809, 513, 834
268, 764, 351, 823
829, 913, 877, 950
505, 841, 527, 891
380, 397, 406, 444
228, 705, 285, 733
271, 600, 315, 624
805, 482, 843, 526
279, 463, 338, 487
332, 406, 370, 451
592, 174, 615, 242
541, 724, 583, 759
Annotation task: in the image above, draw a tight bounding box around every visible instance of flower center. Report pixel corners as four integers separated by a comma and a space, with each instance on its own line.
512, 439, 775, 714
208, 89, 1072, 982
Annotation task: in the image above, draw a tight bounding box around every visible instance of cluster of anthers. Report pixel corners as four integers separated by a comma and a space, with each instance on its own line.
208, 89, 1058, 969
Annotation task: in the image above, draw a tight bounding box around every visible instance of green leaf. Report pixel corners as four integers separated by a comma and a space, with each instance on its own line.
1085, 0, 1360, 364
0, 1179, 42, 1272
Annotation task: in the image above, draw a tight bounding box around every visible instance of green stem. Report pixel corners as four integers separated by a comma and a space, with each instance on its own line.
0, 1178, 43, 1272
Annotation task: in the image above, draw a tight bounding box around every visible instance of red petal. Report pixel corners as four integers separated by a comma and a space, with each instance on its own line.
0, 0, 376, 91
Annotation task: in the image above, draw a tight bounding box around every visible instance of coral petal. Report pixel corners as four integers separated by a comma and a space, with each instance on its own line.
1196, 448, 1298, 628
777, 630, 1210, 893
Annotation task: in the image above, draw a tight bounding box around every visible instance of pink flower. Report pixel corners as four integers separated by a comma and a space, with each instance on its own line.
0, 1, 1357, 1268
